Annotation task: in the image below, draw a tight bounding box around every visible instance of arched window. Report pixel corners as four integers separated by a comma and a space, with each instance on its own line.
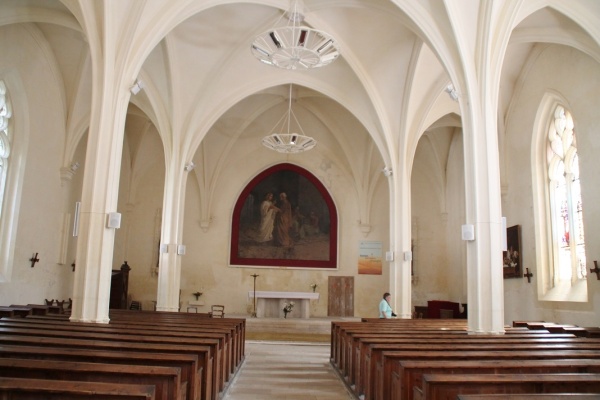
546, 105, 586, 285
0, 81, 11, 219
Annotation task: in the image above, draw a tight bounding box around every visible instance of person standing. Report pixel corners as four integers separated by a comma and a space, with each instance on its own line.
379, 292, 393, 318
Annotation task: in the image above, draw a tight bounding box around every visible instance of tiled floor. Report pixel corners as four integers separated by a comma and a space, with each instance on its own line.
222, 341, 356, 400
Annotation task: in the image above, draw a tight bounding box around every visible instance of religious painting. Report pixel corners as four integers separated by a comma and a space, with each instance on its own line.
358, 241, 382, 275
230, 163, 338, 269
503, 224, 522, 278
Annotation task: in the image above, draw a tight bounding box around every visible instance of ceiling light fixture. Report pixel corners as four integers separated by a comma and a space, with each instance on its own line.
262, 84, 316, 153
251, 0, 340, 70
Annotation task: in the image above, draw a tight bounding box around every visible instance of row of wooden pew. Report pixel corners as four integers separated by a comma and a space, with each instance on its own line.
330, 318, 600, 400
0, 305, 245, 400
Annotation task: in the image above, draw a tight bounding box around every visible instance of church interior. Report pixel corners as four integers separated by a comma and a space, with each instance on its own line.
1, 0, 600, 334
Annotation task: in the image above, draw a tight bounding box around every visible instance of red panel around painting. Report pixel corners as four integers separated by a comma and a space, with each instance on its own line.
230, 163, 338, 269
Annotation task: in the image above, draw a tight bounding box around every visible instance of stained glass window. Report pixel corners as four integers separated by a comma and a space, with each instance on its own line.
0, 81, 11, 220
547, 105, 586, 283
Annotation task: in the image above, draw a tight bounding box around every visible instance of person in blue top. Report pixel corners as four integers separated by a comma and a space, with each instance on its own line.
379, 292, 393, 318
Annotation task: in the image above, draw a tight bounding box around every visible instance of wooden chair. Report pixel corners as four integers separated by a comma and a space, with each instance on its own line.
210, 305, 225, 318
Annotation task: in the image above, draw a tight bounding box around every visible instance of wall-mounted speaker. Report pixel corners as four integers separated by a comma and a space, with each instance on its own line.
461, 224, 475, 241
107, 212, 121, 229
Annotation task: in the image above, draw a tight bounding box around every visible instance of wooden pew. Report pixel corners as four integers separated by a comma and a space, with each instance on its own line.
0, 377, 156, 399
5, 310, 246, 400
0, 305, 32, 317
458, 395, 600, 399
109, 310, 246, 368
361, 336, 600, 399
377, 350, 600, 400
0, 335, 211, 400
16, 313, 244, 376
0, 344, 199, 400
346, 334, 596, 398
391, 358, 600, 400
418, 373, 600, 400
0, 322, 223, 398
331, 320, 468, 369
344, 330, 577, 386
108, 311, 246, 389
0, 358, 183, 400
0, 316, 234, 388
0, 307, 15, 318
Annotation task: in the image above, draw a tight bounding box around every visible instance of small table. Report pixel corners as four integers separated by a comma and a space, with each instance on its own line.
248, 291, 319, 319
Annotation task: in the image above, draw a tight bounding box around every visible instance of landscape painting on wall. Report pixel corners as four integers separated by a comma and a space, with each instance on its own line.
503, 224, 522, 278
230, 163, 338, 269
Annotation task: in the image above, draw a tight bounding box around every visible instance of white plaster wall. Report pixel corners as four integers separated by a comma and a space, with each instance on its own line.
175, 147, 390, 318
411, 129, 466, 310
117, 137, 164, 310
112, 128, 390, 316
502, 44, 600, 326
0, 24, 72, 304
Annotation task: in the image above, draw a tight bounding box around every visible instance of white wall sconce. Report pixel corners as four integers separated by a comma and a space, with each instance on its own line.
382, 167, 393, 177
445, 84, 459, 101
130, 79, 144, 95
184, 161, 195, 172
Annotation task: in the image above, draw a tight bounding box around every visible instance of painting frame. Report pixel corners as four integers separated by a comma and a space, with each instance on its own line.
503, 224, 522, 278
230, 163, 338, 269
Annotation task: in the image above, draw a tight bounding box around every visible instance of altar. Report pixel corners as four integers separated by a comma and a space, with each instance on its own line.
248, 291, 320, 319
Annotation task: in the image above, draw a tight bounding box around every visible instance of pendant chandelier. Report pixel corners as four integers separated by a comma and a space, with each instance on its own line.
262, 84, 316, 153
251, 0, 340, 70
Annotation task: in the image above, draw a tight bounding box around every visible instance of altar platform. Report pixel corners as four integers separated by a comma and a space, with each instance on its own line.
248, 290, 320, 319
229, 314, 361, 341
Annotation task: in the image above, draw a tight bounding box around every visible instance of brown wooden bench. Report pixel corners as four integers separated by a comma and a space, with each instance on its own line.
0, 335, 211, 400
0, 317, 235, 391
352, 337, 600, 399
0, 323, 223, 398
344, 331, 578, 386
0, 344, 199, 400
0, 306, 15, 318
16, 313, 245, 376
19, 310, 246, 397
391, 359, 600, 400
361, 336, 600, 396
108, 311, 245, 389
0, 357, 183, 400
0, 305, 32, 317
109, 310, 246, 368
418, 373, 600, 400
457, 395, 600, 399
0, 377, 156, 399
8, 310, 247, 400
376, 350, 600, 400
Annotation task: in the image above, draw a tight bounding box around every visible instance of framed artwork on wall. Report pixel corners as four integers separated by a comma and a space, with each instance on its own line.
230, 163, 338, 269
503, 224, 522, 278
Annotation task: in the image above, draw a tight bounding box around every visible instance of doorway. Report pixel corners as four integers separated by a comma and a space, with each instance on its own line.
327, 276, 354, 317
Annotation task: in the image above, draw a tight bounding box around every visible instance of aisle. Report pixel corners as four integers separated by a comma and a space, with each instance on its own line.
222, 341, 356, 400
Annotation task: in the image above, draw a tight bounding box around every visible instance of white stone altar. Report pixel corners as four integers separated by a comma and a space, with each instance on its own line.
248, 291, 320, 319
